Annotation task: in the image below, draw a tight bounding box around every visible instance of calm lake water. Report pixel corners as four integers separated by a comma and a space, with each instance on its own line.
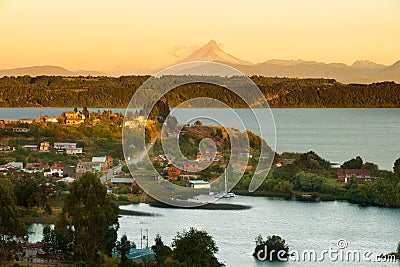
14, 107, 398, 266
28, 196, 400, 266
1, 108, 399, 170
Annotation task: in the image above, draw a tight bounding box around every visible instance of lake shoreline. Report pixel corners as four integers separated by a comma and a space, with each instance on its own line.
233, 190, 400, 209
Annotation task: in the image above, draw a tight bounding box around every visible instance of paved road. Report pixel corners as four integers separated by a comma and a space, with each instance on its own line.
99, 138, 156, 184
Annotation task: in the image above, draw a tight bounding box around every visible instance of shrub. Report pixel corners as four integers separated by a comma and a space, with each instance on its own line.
253, 235, 289, 261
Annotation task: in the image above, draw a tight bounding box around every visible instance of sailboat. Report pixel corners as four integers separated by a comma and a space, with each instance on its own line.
214, 172, 235, 198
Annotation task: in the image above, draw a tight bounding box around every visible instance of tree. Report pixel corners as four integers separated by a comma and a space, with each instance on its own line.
397, 242, 400, 254
362, 162, 378, 172
171, 228, 222, 267
394, 158, 400, 178
296, 151, 331, 170
253, 235, 289, 261
60, 172, 119, 264
121, 164, 130, 174
151, 234, 172, 266
0, 178, 28, 266
115, 235, 135, 267
273, 180, 293, 194
194, 120, 203, 126
293, 172, 325, 192
341, 156, 363, 169
82, 107, 90, 119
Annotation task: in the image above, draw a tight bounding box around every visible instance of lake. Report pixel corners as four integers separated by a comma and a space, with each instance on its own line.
28, 195, 400, 266
14, 107, 399, 266
1, 107, 399, 170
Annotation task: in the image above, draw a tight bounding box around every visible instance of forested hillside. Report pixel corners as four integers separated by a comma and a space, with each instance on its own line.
0, 75, 399, 108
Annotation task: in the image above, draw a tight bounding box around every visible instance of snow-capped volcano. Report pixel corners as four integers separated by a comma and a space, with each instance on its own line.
177, 40, 253, 65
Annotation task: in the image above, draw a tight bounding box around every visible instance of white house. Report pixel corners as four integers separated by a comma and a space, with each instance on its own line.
66, 147, 83, 155
187, 180, 211, 189
92, 156, 107, 163
6, 161, 23, 169
50, 166, 64, 177
54, 142, 77, 150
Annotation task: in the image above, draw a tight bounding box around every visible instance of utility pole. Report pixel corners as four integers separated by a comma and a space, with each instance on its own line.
140, 228, 149, 249
146, 229, 149, 249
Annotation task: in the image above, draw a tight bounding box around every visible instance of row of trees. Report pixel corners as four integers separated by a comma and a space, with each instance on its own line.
0, 75, 399, 108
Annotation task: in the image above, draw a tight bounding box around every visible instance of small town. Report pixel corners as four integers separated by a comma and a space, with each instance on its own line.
1, 2, 400, 265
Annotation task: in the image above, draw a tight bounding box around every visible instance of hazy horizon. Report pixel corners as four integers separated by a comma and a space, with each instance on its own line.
1, 0, 399, 74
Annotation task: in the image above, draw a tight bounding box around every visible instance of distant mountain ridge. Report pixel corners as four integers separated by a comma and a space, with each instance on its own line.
0, 65, 101, 77
1, 41, 399, 83
174, 41, 400, 83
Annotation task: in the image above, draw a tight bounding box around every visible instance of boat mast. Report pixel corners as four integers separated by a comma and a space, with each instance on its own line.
224, 171, 228, 193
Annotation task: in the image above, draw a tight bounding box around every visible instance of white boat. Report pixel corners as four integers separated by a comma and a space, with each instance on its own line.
214, 173, 235, 198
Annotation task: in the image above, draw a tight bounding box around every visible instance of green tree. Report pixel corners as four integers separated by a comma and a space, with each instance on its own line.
115, 235, 135, 267
362, 162, 378, 172
61, 172, 119, 264
0, 178, 28, 266
293, 172, 326, 192
121, 164, 130, 174
394, 158, 400, 178
171, 228, 222, 267
253, 235, 289, 261
151, 234, 172, 266
273, 180, 293, 194
341, 156, 363, 169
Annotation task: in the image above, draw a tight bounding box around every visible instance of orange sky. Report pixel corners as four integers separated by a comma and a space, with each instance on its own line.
0, 0, 399, 74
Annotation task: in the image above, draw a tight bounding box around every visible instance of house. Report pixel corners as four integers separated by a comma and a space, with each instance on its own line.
151, 154, 170, 166
179, 174, 200, 180
337, 169, 374, 184
49, 165, 64, 177
6, 161, 23, 169
63, 165, 77, 178
187, 180, 210, 189
276, 158, 296, 167
76, 161, 102, 178
106, 155, 113, 166
239, 152, 252, 159
92, 156, 109, 169
91, 118, 100, 126
46, 117, 59, 123
123, 116, 147, 128
0, 146, 11, 151
65, 111, 85, 125
19, 119, 33, 124
13, 127, 30, 133
183, 161, 199, 172
26, 163, 49, 170
66, 147, 83, 155
23, 145, 38, 151
163, 165, 181, 180
54, 142, 77, 150
58, 177, 75, 184
110, 177, 135, 187
123, 121, 136, 128
39, 142, 51, 151
197, 148, 222, 162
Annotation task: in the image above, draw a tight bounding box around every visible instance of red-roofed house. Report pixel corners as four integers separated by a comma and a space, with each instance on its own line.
337, 169, 374, 184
